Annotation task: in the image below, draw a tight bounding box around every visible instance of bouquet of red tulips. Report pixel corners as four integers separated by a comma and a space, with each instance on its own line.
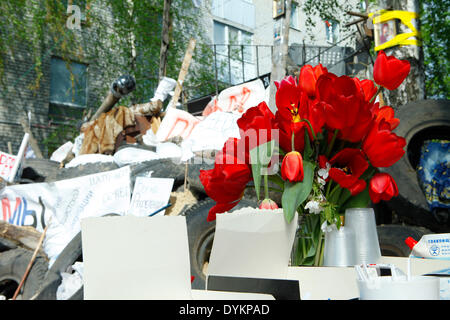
199, 50, 411, 265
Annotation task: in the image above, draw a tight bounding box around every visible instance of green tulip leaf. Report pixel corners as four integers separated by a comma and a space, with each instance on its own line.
281, 160, 315, 223
303, 129, 313, 161
249, 140, 275, 200
340, 186, 370, 212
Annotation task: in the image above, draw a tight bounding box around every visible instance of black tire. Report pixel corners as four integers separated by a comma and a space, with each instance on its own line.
0, 237, 17, 253
53, 162, 119, 182
130, 158, 187, 190
183, 198, 258, 290
377, 224, 431, 257
34, 232, 82, 300
185, 157, 214, 195
21, 158, 61, 182
0, 248, 48, 300
380, 99, 450, 232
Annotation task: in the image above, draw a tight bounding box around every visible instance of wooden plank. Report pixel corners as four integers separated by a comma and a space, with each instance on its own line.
0, 220, 45, 256
169, 38, 196, 109
19, 119, 43, 159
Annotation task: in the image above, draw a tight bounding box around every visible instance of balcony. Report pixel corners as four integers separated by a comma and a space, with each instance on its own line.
212, 0, 255, 29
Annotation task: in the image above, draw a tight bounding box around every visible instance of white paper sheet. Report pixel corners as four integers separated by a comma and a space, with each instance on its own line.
81, 215, 192, 300
129, 177, 174, 216
207, 208, 298, 280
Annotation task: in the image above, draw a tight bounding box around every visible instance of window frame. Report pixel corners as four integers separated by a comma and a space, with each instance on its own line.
49, 56, 88, 110
290, 1, 300, 30
213, 20, 254, 62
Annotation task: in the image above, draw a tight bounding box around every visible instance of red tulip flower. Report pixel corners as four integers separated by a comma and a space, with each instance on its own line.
316, 73, 365, 130
373, 50, 411, 90
281, 151, 304, 182
273, 114, 306, 154
373, 105, 400, 130
353, 78, 378, 102
298, 63, 328, 99
259, 198, 279, 210
237, 101, 276, 153
199, 138, 252, 222
237, 101, 274, 133
325, 148, 369, 196
275, 75, 301, 114
369, 173, 399, 203
362, 119, 406, 167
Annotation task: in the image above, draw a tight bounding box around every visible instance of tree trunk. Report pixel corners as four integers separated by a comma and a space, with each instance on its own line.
369, 0, 425, 110
268, 0, 292, 114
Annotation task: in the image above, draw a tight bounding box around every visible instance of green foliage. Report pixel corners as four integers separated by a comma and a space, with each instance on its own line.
301, 0, 353, 41
0, 0, 217, 153
420, 0, 450, 99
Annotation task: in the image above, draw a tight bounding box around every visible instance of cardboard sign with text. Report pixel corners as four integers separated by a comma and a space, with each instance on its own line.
128, 177, 174, 217
0, 151, 17, 182
0, 133, 29, 183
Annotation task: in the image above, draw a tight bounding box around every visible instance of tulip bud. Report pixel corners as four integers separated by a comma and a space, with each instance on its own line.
369, 173, 399, 203
281, 151, 304, 182
259, 198, 279, 210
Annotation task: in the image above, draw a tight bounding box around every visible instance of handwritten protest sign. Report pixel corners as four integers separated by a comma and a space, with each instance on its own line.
0, 151, 17, 182
0, 166, 131, 266
128, 177, 174, 217
0, 133, 29, 183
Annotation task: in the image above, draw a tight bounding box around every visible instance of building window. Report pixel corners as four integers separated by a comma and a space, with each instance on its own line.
213, 21, 253, 61
325, 20, 339, 44
290, 1, 300, 30
49, 57, 87, 122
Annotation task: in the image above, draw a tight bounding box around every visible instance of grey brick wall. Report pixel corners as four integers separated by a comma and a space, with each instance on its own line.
0, 2, 118, 157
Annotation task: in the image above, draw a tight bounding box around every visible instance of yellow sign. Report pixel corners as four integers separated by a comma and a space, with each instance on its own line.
369, 10, 422, 51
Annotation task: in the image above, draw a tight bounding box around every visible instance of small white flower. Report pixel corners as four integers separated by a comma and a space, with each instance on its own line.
318, 162, 330, 179
321, 221, 337, 233
317, 177, 326, 186
305, 200, 323, 214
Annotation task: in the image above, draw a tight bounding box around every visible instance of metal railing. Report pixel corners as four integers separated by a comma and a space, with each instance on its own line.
204, 32, 373, 97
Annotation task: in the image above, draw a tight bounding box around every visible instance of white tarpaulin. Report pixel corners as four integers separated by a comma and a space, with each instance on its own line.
0, 166, 131, 266
180, 111, 241, 161
202, 78, 267, 116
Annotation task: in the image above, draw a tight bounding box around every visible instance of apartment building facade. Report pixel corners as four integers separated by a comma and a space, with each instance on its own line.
197, 0, 364, 86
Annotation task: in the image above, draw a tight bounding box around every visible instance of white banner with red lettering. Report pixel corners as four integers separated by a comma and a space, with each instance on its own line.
0, 166, 131, 266
202, 78, 267, 116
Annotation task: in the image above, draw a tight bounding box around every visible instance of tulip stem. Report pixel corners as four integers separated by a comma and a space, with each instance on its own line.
291, 132, 295, 151
370, 86, 382, 104
325, 181, 333, 200
314, 230, 324, 266
300, 119, 317, 140
264, 172, 269, 199
326, 129, 339, 158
